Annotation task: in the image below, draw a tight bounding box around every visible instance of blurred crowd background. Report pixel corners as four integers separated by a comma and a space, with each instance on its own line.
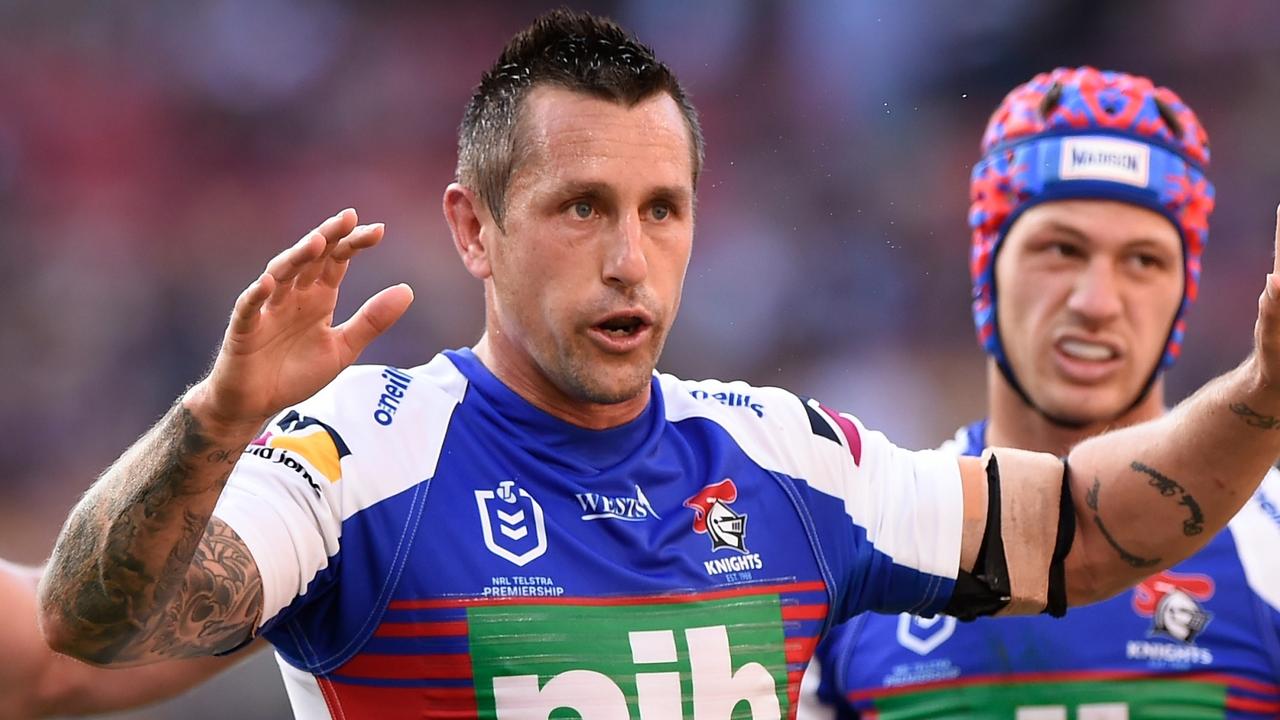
2, 1, 1279, 717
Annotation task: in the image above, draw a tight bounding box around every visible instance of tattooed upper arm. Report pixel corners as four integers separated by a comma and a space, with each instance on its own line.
142, 517, 264, 660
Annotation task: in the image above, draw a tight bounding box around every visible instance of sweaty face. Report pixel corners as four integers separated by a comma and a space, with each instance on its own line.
994, 200, 1184, 425
485, 87, 695, 406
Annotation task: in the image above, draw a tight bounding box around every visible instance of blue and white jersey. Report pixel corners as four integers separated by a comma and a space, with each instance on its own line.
211, 348, 965, 719
803, 419, 1280, 720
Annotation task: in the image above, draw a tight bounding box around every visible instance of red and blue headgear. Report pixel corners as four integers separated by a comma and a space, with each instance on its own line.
969, 67, 1214, 397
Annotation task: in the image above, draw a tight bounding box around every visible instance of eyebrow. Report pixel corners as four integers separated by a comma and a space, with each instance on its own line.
649, 185, 693, 207
1037, 220, 1089, 243
554, 180, 693, 206
1036, 220, 1177, 253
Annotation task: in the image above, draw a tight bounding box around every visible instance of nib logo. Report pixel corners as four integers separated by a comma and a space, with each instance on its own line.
475, 480, 547, 567
470, 594, 790, 718
684, 479, 749, 554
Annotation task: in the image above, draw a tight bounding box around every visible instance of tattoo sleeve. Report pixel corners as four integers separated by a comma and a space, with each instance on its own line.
41, 401, 263, 663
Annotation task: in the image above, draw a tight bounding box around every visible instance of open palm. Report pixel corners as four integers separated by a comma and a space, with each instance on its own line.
195, 209, 414, 429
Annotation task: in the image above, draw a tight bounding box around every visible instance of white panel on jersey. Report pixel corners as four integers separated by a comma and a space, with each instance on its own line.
661, 375, 962, 582
1228, 467, 1280, 613
337, 356, 466, 521
214, 354, 469, 627
274, 652, 329, 719
795, 655, 836, 720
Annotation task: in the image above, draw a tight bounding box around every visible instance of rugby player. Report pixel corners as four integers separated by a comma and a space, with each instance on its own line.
34, 14, 1280, 719
803, 68, 1280, 720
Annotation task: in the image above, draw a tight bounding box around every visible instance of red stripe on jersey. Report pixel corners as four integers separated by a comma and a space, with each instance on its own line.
320, 679, 477, 719
785, 635, 820, 664
781, 603, 827, 621
786, 669, 805, 720
375, 620, 469, 638
1225, 695, 1280, 714
1197, 672, 1280, 696
338, 653, 472, 680
387, 580, 827, 610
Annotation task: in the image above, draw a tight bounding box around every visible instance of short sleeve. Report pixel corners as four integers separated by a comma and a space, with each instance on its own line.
795, 398, 964, 620
213, 405, 352, 630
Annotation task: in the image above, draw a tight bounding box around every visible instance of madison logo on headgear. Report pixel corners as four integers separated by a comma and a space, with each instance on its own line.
475, 480, 547, 567
1131, 570, 1215, 644
684, 479, 749, 554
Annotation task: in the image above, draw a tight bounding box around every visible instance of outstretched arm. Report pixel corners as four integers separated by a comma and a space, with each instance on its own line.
1, 560, 260, 719
955, 206, 1280, 610
38, 209, 412, 664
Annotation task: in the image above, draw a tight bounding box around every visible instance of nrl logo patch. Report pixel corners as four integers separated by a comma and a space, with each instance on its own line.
475, 480, 548, 567
1132, 570, 1215, 644
896, 613, 956, 656
684, 479, 749, 554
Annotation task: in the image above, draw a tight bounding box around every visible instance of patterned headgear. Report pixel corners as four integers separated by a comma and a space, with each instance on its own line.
969, 67, 1214, 380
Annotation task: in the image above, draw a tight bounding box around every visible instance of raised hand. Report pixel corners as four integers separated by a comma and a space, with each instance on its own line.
39, 209, 413, 665
188, 209, 414, 431
1253, 205, 1280, 390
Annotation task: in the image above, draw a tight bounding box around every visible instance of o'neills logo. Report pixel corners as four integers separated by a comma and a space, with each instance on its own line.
690, 388, 765, 418
372, 367, 413, 426
1059, 136, 1150, 187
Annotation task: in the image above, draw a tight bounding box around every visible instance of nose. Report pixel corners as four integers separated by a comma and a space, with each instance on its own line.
1066, 258, 1123, 325
603, 211, 648, 288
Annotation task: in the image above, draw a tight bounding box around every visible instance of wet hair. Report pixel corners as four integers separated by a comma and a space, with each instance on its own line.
456, 8, 704, 229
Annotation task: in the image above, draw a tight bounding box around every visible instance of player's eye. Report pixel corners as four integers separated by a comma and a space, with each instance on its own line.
650, 203, 671, 221
571, 201, 594, 220
1130, 252, 1164, 270
1044, 240, 1084, 259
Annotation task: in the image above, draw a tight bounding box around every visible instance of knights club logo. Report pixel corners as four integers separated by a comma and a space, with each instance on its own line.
1132, 570, 1215, 644
683, 479, 749, 554
475, 480, 547, 567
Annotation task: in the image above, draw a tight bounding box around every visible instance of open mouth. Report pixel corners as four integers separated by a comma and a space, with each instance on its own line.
588, 311, 654, 352
594, 314, 651, 338
1057, 338, 1119, 362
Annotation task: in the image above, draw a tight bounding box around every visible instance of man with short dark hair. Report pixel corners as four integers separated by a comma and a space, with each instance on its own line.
34, 14, 1280, 719
803, 67, 1280, 720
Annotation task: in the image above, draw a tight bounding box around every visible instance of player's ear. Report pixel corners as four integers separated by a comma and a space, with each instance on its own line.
444, 183, 493, 280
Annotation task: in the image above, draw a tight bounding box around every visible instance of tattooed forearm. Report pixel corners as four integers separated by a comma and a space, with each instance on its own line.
1130, 461, 1204, 536
1230, 402, 1280, 430
146, 519, 263, 657
40, 400, 259, 663
1086, 477, 1162, 569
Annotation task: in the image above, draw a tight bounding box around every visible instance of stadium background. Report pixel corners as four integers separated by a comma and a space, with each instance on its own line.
1, 1, 1278, 717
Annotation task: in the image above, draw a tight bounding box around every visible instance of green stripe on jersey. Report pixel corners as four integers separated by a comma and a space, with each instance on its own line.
870, 678, 1227, 719
468, 594, 789, 719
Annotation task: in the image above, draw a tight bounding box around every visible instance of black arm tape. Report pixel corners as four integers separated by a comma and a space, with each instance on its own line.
1043, 458, 1076, 618
942, 455, 1011, 621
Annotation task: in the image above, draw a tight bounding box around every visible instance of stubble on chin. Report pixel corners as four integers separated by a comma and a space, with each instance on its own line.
551, 338, 660, 406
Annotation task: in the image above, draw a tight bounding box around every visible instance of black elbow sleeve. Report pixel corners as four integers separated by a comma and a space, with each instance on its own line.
941, 455, 1074, 620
